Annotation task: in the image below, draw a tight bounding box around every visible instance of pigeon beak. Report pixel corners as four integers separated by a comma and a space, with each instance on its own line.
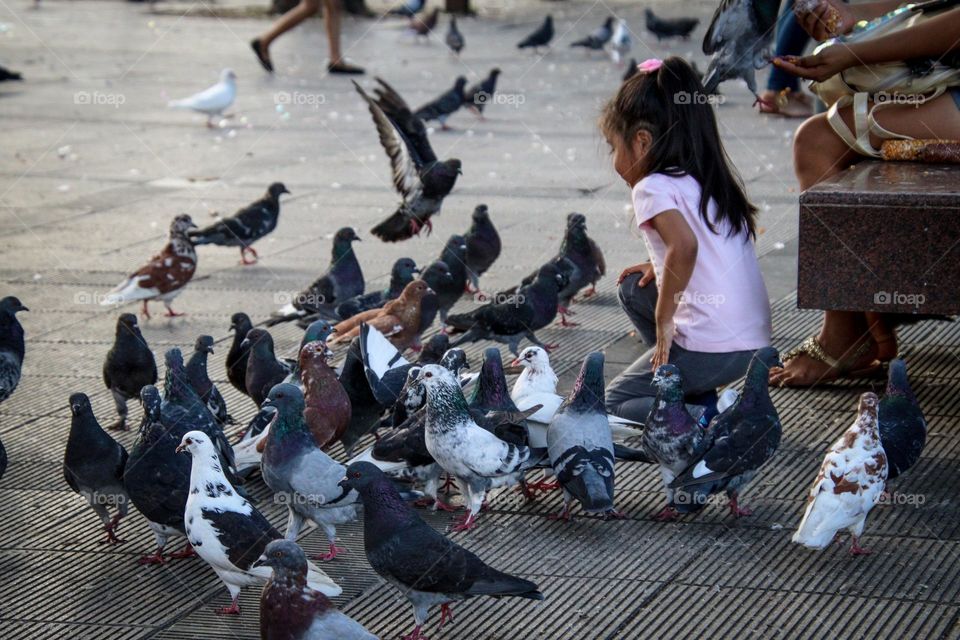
412, 268, 421, 274
18, 304, 29, 312
188, 221, 199, 229
251, 556, 267, 569
175, 443, 188, 454
240, 338, 251, 349
337, 477, 350, 489
425, 287, 435, 295
509, 358, 522, 368
282, 187, 291, 195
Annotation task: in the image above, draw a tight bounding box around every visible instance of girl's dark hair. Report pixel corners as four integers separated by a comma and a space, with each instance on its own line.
599, 57, 757, 239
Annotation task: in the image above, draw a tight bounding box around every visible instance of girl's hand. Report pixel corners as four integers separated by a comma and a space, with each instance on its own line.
795, 0, 856, 41
618, 262, 656, 287
773, 45, 858, 82
651, 319, 675, 371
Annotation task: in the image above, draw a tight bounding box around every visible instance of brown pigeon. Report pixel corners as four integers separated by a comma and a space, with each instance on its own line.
101, 214, 198, 319
299, 341, 351, 449
331, 280, 431, 351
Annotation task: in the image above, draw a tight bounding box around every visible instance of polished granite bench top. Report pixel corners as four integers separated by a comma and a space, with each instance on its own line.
801, 162, 960, 206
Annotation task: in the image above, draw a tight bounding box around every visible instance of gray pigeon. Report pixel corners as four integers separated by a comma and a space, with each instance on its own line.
463, 204, 501, 294
645, 8, 699, 40
256, 540, 377, 640
243, 328, 292, 407
570, 16, 614, 50
102, 313, 157, 431
669, 346, 783, 517
341, 461, 544, 639
185, 335, 231, 427
413, 76, 468, 130
417, 364, 545, 531
642, 365, 707, 521
517, 15, 554, 51
260, 383, 359, 561
547, 352, 622, 520
701, 0, 781, 103
879, 359, 926, 482
63, 393, 129, 544
464, 68, 501, 119
177, 430, 340, 615
445, 16, 464, 55
226, 312, 254, 395
0, 296, 27, 406
188, 182, 289, 264
434, 235, 469, 325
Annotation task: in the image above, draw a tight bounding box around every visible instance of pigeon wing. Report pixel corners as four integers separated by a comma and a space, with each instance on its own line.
200, 506, 280, 571
354, 81, 423, 199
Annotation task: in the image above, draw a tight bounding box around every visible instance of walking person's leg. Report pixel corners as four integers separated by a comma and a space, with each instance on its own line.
324, 0, 365, 73
252, 0, 321, 72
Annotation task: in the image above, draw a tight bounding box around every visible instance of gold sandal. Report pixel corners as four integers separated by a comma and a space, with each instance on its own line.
781, 335, 882, 382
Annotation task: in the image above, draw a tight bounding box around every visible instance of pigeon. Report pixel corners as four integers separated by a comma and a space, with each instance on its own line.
467, 347, 539, 448
387, 0, 423, 17
185, 335, 232, 427
188, 182, 289, 265
338, 338, 387, 457
408, 7, 439, 40
517, 15, 554, 51
417, 364, 545, 531
63, 393, 129, 544
553, 213, 605, 324
123, 385, 193, 564
0, 437, 6, 481
547, 352, 622, 520
414, 76, 468, 130
793, 392, 887, 555
244, 328, 292, 407
434, 235, 469, 326
101, 214, 198, 319
256, 539, 378, 640
300, 341, 352, 449
354, 79, 462, 241
641, 365, 708, 521
609, 18, 631, 64
669, 347, 783, 517
463, 204, 501, 294
177, 430, 340, 615
0, 64, 22, 82
168, 68, 237, 127
268, 227, 364, 325
287, 319, 336, 382
0, 296, 26, 407
260, 384, 359, 561
359, 323, 416, 407
226, 312, 254, 395
701, 0, 780, 104
878, 359, 926, 482
102, 313, 157, 431
445, 16, 465, 55
332, 257, 419, 321
418, 260, 452, 330
233, 406, 275, 477
330, 280, 433, 351
570, 16, 614, 50
341, 461, 544, 639
464, 68, 501, 119
645, 9, 699, 41
446, 262, 565, 356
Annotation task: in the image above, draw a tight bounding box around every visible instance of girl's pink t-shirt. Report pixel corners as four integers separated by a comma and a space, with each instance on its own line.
632, 172, 772, 353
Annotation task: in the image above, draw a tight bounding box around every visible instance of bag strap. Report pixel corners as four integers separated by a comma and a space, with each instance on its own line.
826, 88, 947, 157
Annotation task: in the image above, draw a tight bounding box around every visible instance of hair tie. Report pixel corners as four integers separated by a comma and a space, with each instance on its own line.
637, 58, 663, 74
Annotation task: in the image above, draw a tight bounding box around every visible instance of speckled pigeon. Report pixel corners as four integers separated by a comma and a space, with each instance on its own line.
185, 335, 231, 427
177, 430, 340, 615
355, 79, 462, 242
547, 352, 622, 520
267, 227, 364, 325
879, 359, 926, 482
226, 312, 254, 395
0, 296, 27, 406
570, 16, 614, 50
418, 364, 546, 531
102, 313, 157, 431
463, 205, 501, 294
701, 0, 781, 103
260, 384, 359, 561
669, 346, 782, 517
63, 393, 129, 544
189, 182, 289, 264
256, 540, 377, 640
244, 328, 292, 407
465, 69, 501, 119
342, 461, 544, 639
793, 392, 887, 555
517, 15, 554, 51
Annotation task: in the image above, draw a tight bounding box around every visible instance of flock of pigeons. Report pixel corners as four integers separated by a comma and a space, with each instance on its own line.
0, 2, 934, 639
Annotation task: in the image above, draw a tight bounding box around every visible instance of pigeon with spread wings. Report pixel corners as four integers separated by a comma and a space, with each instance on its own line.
353, 79, 461, 242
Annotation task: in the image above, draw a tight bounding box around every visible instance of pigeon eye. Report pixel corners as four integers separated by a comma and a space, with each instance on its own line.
425, 372, 433, 378
352, 472, 361, 478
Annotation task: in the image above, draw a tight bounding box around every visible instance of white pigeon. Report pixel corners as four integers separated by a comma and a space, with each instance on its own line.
510, 346, 643, 447
609, 18, 631, 65
176, 431, 340, 615
168, 68, 237, 127
792, 393, 888, 556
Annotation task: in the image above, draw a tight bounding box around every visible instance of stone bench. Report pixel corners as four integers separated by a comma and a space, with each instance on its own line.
798, 162, 960, 314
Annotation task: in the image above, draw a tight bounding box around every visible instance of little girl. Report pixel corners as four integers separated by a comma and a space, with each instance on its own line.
600, 57, 772, 423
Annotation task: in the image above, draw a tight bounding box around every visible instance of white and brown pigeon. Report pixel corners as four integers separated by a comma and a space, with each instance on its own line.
793, 392, 888, 555
102, 214, 198, 319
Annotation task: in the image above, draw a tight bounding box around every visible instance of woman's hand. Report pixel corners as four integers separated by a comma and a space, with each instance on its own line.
651, 319, 675, 371
795, 0, 856, 41
618, 262, 656, 287
773, 45, 858, 82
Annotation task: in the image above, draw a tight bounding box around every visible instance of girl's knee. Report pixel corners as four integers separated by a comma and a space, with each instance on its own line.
617, 273, 654, 308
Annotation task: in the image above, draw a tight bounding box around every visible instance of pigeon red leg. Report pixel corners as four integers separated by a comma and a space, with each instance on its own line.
439, 603, 455, 627
541, 343, 560, 353
653, 506, 680, 522
433, 498, 458, 512
547, 503, 574, 522
727, 495, 753, 518
313, 543, 346, 561
168, 543, 197, 559
602, 509, 628, 521
402, 626, 426, 640
849, 536, 872, 556
163, 302, 186, 318
217, 598, 241, 615
557, 306, 579, 327
140, 301, 151, 320
448, 512, 478, 532
424, 218, 433, 236
239, 246, 258, 265
138, 547, 166, 565
580, 284, 598, 299
103, 513, 125, 544
409, 218, 422, 236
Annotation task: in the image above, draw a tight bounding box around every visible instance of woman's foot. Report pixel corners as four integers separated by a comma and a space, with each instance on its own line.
769, 334, 880, 388
251, 39, 273, 73
327, 59, 365, 75
758, 88, 813, 118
